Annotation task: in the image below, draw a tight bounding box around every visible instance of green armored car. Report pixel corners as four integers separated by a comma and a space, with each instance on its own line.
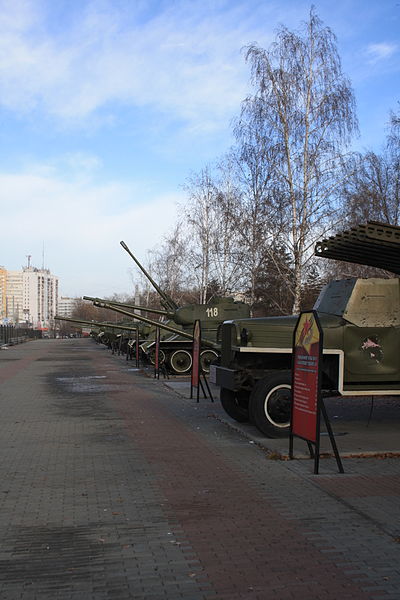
214, 221, 400, 438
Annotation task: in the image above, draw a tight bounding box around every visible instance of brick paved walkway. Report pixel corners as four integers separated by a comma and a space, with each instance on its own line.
0, 338, 399, 599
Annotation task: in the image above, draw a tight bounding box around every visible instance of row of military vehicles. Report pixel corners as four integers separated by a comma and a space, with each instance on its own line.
57, 221, 400, 440
58, 240, 251, 374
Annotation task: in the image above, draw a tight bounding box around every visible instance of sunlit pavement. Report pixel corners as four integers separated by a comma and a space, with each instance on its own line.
0, 338, 399, 599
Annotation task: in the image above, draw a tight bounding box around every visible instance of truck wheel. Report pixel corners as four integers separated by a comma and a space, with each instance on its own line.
249, 372, 291, 438
220, 388, 249, 423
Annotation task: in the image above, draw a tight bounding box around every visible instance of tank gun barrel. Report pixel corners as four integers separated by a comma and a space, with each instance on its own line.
91, 300, 192, 339
120, 240, 179, 311
54, 315, 139, 332
82, 296, 173, 318
89, 299, 218, 349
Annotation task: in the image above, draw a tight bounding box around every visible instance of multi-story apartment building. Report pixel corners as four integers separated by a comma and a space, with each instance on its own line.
0, 267, 6, 320
1, 266, 59, 329
5, 271, 24, 324
57, 297, 77, 318
22, 267, 59, 329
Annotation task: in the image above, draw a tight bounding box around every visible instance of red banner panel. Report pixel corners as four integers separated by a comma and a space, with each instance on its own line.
291, 312, 322, 443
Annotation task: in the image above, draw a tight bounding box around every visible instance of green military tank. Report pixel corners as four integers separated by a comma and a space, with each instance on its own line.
214, 221, 400, 438
82, 240, 251, 374
84, 294, 249, 374
54, 316, 142, 352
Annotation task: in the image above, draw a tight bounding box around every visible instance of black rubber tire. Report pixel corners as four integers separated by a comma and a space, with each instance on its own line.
249, 372, 292, 438
220, 388, 249, 423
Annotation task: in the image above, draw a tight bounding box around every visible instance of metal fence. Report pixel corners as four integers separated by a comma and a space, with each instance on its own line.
0, 326, 42, 346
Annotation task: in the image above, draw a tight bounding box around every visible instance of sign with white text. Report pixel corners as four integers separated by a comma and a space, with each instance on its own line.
291, 311, 323, 443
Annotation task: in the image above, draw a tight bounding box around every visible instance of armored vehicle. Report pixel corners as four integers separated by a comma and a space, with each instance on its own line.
81, 240, 251, 374
119, 241, 250, 373
84, 295, 249, 374
54, 316, 142, 351
214, 221, 400, 438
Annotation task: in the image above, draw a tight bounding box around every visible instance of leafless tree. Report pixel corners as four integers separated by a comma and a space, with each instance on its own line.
341, 108, 400, 227
71, 299, 117, 323
241, 8, 358, 313
147, 223, 189, 305
321, 107, 400, 281
182, 168, 220, 303
229, 100, 289, 310
211, 158, 247, 295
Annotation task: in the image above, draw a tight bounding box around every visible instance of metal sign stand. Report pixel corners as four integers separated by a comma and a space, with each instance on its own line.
319, 400, 344, 474
289, 310, 343, 474
154, 327, 161, 380
154, 327, 168, 380
126, 340, 131, 361
125, 327, 139, 363
135, 327, 140, 368
190, 320, 214, 402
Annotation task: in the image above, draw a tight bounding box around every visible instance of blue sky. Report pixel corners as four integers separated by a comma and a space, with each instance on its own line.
1, 0, 399, 297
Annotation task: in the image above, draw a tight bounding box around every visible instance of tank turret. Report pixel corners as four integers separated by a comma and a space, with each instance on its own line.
83, 295, 250, 327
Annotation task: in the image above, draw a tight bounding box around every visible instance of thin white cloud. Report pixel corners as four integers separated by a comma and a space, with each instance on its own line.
365, 42, 398, 63
17, 152, 103, 179
0, 0, 274, 131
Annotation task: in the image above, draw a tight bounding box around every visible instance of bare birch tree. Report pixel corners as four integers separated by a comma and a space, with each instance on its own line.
241, 8, 358, 313
211, 158, 247, 295
230, 100, 289, 310
183, 168, 218, 303
147, 223, 189, 305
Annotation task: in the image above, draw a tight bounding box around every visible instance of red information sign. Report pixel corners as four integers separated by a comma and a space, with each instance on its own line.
291, 311, 322, 443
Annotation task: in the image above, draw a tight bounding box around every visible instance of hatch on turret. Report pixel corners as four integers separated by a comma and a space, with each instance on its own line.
314, 278, 400, 327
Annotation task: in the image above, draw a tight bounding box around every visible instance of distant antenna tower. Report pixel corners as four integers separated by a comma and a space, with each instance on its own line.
26, 254, 31, 268
42, 242, 45, 270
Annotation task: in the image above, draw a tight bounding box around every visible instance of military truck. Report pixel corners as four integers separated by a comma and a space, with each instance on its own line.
214, 221, 400, 438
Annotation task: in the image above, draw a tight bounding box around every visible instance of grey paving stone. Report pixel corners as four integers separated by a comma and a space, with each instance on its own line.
0, 338, 399, 599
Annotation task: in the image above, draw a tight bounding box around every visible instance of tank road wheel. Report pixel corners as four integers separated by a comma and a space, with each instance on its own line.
220, 388, 249, 423
249, 372, 292, 438
169, 350, 193, 374
149, 349, 166, 365
200, 349, 219, 374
